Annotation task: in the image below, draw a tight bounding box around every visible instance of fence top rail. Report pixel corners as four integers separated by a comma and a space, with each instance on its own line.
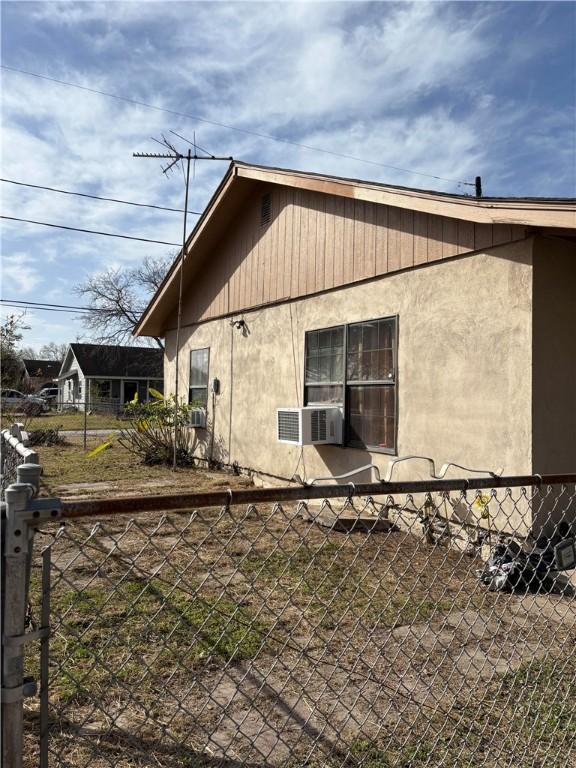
57, 472, 576, 520
1, 428, 36, 460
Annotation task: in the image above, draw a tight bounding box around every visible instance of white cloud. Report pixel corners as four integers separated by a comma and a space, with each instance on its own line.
1, 0, 573, 348
1, 252, 43, 293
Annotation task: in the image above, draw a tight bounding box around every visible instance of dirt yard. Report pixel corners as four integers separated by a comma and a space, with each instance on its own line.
22, 495, 576, 768
17, 440, 576, 766
36, 434, 254, 499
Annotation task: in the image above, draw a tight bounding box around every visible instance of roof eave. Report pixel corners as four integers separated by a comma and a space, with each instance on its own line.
133, 161, 576, 338
236, 164, 576, 227
134, 161, 238, 337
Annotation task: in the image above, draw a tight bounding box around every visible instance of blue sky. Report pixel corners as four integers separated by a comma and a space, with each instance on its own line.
1, 0, 575, 351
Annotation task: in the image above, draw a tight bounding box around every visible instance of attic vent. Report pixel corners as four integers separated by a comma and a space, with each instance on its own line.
261, 193, 272, 227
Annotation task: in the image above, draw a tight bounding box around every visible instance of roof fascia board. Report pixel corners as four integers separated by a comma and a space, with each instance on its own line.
57, 347, 70, 377
134, 161, 575, 337
57, 369, 80, 381
85, 375, 161, 380
134, 163, 238, 336
58, 346, 79, 378
235, 165, 575, 228
58, 373, 159, 381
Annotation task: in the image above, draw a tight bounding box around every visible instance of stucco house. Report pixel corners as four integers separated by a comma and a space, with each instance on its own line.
134, 162, 575, 491
58, 343, 163, 412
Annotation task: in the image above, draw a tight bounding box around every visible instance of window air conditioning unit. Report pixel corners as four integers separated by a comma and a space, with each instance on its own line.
277, 406, 343, 446
189, 408, 207, 429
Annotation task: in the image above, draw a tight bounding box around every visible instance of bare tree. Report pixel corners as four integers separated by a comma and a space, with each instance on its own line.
132, 256, 172, 294
75, 255, 173, 349
1, 313, 29, 387
39, 342, 68, 360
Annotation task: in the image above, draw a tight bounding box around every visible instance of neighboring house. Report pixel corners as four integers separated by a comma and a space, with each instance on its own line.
134, 161, 576, 495
21, 359, 61, 392
57, 343, 163, 412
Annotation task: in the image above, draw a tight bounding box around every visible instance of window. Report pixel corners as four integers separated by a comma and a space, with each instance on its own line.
189, 348, 209, 408
93, 380, 111, 400
304, 326, 344, 405
304, 317, 397, 452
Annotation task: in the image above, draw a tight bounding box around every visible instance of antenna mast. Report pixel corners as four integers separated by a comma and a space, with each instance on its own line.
134, 134, 232, 470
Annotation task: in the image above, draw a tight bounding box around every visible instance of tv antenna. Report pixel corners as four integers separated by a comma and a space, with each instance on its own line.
134, 132, 232, 469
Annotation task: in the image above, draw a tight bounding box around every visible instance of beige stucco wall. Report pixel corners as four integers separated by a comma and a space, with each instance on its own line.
532, 235, 576, 474
531, 235, 576, 535
164, 240, 534, 485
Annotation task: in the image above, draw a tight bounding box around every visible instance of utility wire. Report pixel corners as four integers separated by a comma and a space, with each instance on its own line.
0, 299, 105, 312
1, 178, 202, 215
0, 303, 95, 315
1, 215, 180, 246
1, 64, 472, 186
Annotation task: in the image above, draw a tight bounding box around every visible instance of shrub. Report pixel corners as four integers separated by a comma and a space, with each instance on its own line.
118, 396, 204, 466
28, 426, 67, 447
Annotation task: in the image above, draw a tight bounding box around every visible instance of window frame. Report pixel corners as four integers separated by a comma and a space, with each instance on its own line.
303, 322, 346, 407
189, 347, 210, 409
303, 315, 398, 455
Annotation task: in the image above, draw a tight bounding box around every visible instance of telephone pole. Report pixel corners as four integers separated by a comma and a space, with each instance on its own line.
134, 134, 232, 469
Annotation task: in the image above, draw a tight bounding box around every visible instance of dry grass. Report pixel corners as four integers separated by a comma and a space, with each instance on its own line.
1, 410, 122, 432
17, 441, 576, 766
37, 435, 251, 498
22, 502, 576, 768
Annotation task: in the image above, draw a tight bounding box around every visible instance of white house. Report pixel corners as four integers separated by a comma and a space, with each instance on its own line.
58, 343, 163, 412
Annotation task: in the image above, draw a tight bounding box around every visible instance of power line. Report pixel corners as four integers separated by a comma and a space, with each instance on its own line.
1, 64, 473, 187
1, 178, 202, 215
0, 303, 94, 315
1, 215, 180, 246
0, 299, 103, 312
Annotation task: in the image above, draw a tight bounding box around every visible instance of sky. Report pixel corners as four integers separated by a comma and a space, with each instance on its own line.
1, 0, 575, 352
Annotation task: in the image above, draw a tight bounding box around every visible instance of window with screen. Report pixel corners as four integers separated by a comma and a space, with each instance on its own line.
304, 317, 397, 452
304, 326, 344, 406
189, 348, 209, 408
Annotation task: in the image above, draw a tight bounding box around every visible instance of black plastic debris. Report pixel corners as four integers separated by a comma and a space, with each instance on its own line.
479, 524, 576, 593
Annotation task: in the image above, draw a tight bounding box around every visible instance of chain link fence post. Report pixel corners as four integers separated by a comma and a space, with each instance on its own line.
1, 465, 42, 768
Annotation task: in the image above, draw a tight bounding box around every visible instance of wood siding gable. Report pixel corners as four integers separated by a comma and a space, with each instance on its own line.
180, 185, 527, 327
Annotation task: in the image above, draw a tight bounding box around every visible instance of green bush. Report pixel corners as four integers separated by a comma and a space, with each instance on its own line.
118, 395, 205, 466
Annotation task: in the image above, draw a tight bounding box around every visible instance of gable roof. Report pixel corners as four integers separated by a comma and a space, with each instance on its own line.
22, 359, 62, 378
61, 344, 163, 378
135, 161, 576, 338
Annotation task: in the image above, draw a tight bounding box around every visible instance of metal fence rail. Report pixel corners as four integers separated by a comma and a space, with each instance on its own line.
13, 474, 575, 767
0, 425, 39, 494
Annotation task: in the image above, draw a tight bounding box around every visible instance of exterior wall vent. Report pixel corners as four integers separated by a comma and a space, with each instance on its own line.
261, 193, 272, 227
277, 407, 343, 445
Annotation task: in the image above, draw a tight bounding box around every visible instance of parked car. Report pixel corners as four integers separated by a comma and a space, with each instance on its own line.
1, 389, 48, 416
37, 386, 60, 409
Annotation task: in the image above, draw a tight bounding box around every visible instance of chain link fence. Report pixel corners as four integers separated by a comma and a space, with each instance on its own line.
14, 477, 575, 767
1, 425, 39, 493
0, 402, 134, 458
